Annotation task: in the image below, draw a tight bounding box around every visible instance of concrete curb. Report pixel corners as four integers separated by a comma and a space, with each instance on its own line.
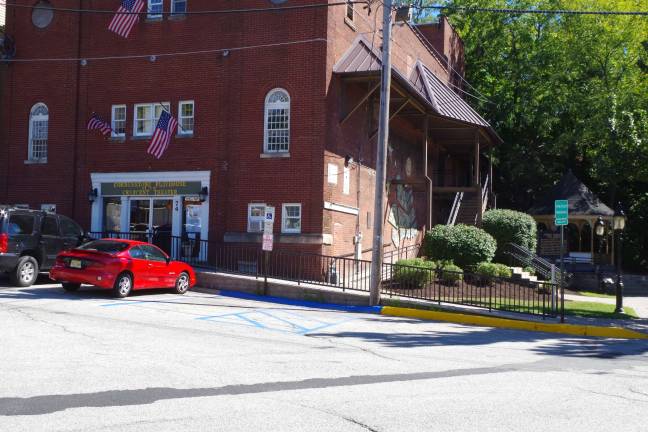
381, 306, 648, 340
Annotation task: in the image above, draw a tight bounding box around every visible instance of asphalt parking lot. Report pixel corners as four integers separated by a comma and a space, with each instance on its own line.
1, 275, 648, 431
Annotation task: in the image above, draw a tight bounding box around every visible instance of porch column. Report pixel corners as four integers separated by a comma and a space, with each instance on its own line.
590, 219, 595, 262
423, 116, 432, 230
489, 147, 494, 207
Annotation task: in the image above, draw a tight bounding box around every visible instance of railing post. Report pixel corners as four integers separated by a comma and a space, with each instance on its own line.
263, 250, 269, 296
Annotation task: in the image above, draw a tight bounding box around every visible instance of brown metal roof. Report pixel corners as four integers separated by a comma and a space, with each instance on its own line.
334, 36, 501, 143
416, 62, 490, 128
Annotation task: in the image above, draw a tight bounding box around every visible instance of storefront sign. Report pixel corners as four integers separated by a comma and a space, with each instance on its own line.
101, 181, 202, 197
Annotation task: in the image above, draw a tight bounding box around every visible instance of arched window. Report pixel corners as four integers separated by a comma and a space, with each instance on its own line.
28, 103, 48, 162
264, 89, 290, 153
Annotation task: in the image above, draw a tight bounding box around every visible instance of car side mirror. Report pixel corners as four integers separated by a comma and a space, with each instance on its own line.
165, 256, 171, 265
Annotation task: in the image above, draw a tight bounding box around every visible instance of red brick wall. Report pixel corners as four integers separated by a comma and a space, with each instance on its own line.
415, 17, 465, 88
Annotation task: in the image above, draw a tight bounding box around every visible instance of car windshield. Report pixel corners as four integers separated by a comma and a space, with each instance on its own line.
77, 240, 129, 254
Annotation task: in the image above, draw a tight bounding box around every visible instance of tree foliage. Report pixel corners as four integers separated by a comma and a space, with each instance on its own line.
416, 0, 648, 269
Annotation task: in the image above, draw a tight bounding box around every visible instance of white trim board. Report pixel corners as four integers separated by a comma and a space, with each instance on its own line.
324, 201, 359, 215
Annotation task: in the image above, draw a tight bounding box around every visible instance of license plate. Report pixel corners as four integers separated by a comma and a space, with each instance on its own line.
70, 259, 82, 269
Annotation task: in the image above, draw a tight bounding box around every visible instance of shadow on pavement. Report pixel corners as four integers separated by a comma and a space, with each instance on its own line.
307, 327, 648, 359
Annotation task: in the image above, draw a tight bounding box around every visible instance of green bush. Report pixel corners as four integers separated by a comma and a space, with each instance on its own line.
474, 262, 512, 286
438, 263, 464, 285
393, 258, 435, 288
482, 209, 538, 259
423, 224, 497, 268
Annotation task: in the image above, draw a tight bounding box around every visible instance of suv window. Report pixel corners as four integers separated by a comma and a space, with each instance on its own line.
42, 216, 59, 236
8, 214, 35, 235
59, 216, 83, 238
141, 245, 167, 262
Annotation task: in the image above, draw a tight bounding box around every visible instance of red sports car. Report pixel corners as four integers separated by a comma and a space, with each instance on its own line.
49, 239, 196, 298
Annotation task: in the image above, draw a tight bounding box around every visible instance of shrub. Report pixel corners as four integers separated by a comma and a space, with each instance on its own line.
474, 262, 512, 286
438, 263, 463, 285
482, 209, 538, 259
393, 258, 435, 288
423, 224, 497, 268
523, 266, 536, 276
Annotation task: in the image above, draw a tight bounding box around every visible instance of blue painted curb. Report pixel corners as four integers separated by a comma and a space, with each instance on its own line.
216, 289, 383, 315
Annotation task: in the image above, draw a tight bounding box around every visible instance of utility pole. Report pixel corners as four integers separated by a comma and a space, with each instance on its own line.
369, 0, 393, 306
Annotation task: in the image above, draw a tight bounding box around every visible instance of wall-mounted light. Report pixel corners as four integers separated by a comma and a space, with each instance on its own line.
149, 55, 157, 62
199, 186, 209, 203
222, 50, 230, 58
88, 188, 98, 203
344, 154, 354, 167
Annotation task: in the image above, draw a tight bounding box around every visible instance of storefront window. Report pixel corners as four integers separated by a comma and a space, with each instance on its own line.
103, 198, 121, 233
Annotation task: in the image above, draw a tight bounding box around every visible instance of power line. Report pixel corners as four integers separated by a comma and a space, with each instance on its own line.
3, 38, 328, 63
0, 1, 368, 16
414, 4, 648, 16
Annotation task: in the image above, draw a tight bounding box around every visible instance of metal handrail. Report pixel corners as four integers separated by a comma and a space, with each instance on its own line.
504, 242, 571, 282
447, 192, 464, 225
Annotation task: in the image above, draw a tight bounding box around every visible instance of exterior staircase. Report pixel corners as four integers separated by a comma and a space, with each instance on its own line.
447, 175, 490, 226
510, 266, 540, 286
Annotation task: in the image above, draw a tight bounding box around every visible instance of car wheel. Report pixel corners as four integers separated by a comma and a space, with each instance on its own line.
62, 282, 81, 292
174, 272, 190, 295
10, 256, 39, 287
112, 273, 132, 298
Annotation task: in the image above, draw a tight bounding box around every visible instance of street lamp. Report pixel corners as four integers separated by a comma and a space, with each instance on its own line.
613, 203, 626, 314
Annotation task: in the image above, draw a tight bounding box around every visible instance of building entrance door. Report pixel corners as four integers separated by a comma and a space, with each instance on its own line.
128, 198, 174, 254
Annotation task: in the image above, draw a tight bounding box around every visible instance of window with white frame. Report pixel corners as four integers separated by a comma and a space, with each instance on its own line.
178, 101, 194, 134
171, 0, 187, 14
147, 0, 163, 19
111, 105, 126, 137
264, 89, 290, 153
327, 163, 338, 184
134, 103, 169, 136
247, 203, 266, 233
28, 103, 48, 162
346, 0, 354, 22
282, 204, 301, 233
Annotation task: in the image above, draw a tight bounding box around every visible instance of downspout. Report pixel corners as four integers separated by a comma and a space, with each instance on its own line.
71, 0, 84, 218
423, 116, 433, 230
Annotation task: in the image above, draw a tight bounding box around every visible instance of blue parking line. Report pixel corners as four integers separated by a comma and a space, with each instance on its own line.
100, 300, 151, 307
255, 310, 308, 332
234, 313, 267, 329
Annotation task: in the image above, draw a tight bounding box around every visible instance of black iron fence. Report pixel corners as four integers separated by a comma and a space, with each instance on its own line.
381, 260, 558, 317
87, 232, 557, 317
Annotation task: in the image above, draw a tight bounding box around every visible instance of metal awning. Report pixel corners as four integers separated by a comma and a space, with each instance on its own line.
333, 36, 502, 144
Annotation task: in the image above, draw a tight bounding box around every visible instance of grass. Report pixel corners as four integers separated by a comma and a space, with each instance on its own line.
563, 301, 639, 320
576, 291, 616, 299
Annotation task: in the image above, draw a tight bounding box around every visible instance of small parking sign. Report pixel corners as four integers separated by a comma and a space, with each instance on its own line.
555, 200, 568, 226
265, 206, 275, 223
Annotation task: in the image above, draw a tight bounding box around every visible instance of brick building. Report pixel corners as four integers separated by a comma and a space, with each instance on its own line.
0, 1, 499, 260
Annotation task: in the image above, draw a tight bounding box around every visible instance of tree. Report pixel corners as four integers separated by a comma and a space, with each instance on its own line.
415, 0, 648, 269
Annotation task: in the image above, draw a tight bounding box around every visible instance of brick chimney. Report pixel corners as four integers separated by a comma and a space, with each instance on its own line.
415, 16, 465, 88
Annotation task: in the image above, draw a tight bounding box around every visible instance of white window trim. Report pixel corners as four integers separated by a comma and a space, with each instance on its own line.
327, 163, 338, 185
247, 203, 266, 233
111, 104, 127, 138
178, 100, 194, 135
147, 0, 163, 19
133, 102, 170, 137
171, 0, 187, 14
27, 102, 48, 163
343, 166, 350, 195
263, 88, 290, 154
282, 203, 302, 234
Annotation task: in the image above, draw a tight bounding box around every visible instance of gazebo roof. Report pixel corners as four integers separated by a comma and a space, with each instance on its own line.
528, 170, 614, 217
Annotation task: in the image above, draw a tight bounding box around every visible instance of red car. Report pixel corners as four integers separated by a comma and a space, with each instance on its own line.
49, 239, 196, 298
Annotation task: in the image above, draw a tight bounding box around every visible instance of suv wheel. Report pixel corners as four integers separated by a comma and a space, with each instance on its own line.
11, 256, 39, 287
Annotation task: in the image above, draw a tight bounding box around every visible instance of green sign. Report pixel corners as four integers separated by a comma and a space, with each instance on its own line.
555, 199, 569, 226
101, 181, 202, 197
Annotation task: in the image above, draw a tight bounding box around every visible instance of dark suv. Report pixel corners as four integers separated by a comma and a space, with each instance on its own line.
0, 207, 90, 287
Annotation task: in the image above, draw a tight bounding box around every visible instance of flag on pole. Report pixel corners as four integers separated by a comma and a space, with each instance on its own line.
147, 110, 178, 159
87, 113, 113, 136
108, 0, 145, 38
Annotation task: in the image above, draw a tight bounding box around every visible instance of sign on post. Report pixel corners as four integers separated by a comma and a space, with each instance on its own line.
554, 199, 569, 226
262, 233, 273, 251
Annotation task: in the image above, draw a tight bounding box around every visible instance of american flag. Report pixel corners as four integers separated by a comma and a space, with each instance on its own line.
87, 113, 112, 136
147, 110, 178, 159
108, 0, 145, 38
